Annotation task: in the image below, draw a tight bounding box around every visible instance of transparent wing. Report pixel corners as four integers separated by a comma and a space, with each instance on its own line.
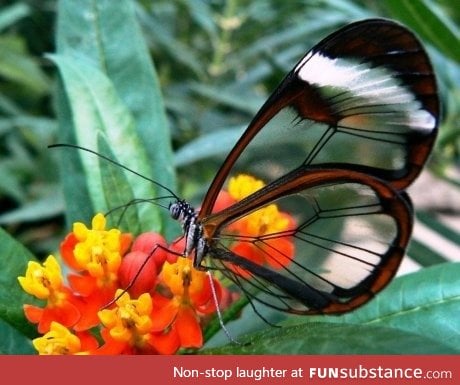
201, 167, 412, 314
199, 19, 438, 218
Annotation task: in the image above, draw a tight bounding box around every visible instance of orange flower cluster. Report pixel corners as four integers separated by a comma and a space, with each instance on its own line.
18, 214, 221, 354
18, 174, 295, 355
223, 175, 296, 277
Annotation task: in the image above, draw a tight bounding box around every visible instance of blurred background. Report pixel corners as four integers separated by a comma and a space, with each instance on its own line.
0, 0, 459, 273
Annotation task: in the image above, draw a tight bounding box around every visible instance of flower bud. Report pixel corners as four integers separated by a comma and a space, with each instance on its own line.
131, 232, 168, 268
118, 251, 157, 298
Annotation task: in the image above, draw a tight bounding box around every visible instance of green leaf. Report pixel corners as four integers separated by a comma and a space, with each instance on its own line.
206, 263, 460, 354
0, 191, 64, 224
417, 211, 460, 246
331, 263, 460, 352
183, 0, 219, 39
0, 160, 27, 202
0, 3, 30, 31
174, 126, 245, 166
139, 11, 206, 78
50, 54, 161, 233
97, 135, 141, 234
57, 0, 175, 236
408, 239, 449, 266
0, 227, 40, 340
0, 318, 35, 354
53, 82, 94, 225
0, 35, 49, 95
383, 0, 460, 62
55, 0, 176, 238
204, 323, 455, 354
190, 83, 261, 115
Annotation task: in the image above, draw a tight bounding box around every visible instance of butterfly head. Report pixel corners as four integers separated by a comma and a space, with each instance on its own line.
169, 200, 193, 222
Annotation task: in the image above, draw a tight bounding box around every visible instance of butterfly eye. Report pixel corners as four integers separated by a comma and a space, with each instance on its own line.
169, 202, 182, 220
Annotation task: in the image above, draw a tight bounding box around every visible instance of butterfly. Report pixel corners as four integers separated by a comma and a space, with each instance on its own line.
55, 18, 439, 317
168, 18, 439, 315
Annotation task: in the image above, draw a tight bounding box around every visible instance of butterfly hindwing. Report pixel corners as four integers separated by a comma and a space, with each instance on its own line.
202, 166, 413, 314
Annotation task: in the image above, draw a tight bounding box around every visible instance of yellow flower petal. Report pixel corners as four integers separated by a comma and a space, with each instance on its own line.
161, 259, 185, 296
110, 326, 131, 342
18, 256, 63, 300
92, 213, 106, 231
161, 257, 207, 298
32, 322, 81, 355
73, 222, 88, 241
99, 290, 153, 344
114, 289, 130, 306
43, 255, 63, 288
228, 174, 265, 201
137, 293, 153, 314
246, 204, 289, 235
98, 309, 117, 328
71, 214, 122, 279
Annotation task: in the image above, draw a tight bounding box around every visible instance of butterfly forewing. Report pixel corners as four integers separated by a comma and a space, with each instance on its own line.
201, 167, 412, 314
199, 19, 438, 217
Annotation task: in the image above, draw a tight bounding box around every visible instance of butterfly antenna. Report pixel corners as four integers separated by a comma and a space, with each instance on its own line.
49, 143, 180, 200
105, 197, 174, 223
207, 271, 241, 345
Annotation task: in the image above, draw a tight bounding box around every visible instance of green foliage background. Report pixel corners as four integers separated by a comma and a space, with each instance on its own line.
0, 0, 459, 354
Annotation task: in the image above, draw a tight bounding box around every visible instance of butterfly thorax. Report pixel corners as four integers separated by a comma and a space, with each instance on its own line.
169, 200, 208, 269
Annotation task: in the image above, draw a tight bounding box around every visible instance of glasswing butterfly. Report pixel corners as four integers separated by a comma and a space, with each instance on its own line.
168, 18, 438, 315
55, 18, 439, 317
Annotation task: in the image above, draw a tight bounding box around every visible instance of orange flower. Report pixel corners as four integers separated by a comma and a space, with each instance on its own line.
18, 256, 82, 333
20, 212, 227, 355
150, 257, 221, 354
224, 174, 296, 274
61, 213, 132, 280
59, 213, 132, 330
97, 290, 156, 354
32, 322, 98, 355
210, 190, 236, 213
